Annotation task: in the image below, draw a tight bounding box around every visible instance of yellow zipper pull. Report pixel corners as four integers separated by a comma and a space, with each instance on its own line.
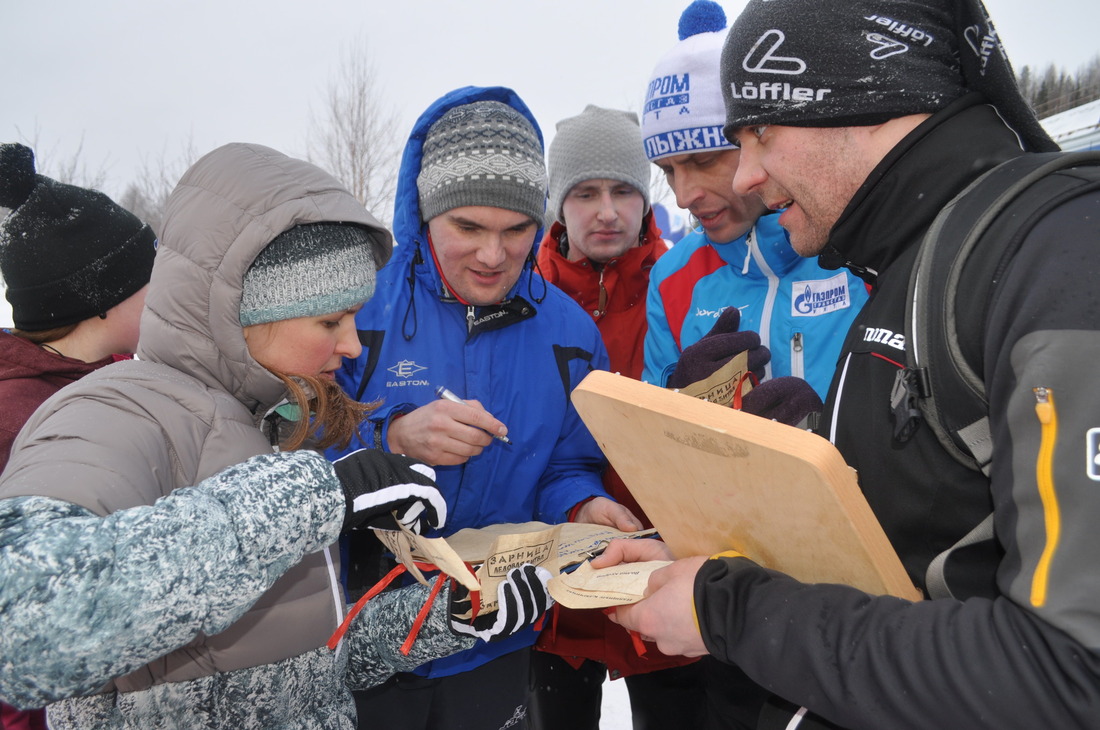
1030, 387, 1060, 608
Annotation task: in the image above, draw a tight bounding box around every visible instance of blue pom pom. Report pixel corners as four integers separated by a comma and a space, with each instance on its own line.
678, 0, 727, 40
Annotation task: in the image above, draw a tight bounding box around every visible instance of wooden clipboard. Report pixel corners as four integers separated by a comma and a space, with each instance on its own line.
572, 370, 921, 601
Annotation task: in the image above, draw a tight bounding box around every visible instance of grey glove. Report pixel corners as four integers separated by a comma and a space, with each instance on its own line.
332, 448, 446, 534
449, 564, 554, 643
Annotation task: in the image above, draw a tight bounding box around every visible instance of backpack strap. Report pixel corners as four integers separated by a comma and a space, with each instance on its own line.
897, 150, 1100, 598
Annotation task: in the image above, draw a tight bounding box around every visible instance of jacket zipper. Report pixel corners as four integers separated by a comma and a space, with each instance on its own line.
790, 332, 804, 379
748, 226, 776, 382
1030, 386, 1060, 608
595, 270, 607, 318
466, 305, 475, 335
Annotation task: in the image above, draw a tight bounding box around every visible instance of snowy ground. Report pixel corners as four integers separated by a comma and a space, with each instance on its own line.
600, 677, 633, 729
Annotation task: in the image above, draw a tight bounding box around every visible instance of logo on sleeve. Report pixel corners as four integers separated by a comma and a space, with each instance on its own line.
1087, 428, 1100, 481
791, 273, 852, 317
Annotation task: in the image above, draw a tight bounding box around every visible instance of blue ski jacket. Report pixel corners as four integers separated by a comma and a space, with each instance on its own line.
642, 213, 868, 397
331, 86, 611, 678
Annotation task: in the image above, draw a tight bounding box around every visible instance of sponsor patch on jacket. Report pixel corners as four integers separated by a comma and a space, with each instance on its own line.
791, 273, 851, 317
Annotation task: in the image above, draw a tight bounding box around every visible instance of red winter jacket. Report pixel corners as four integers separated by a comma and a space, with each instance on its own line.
0, 330, 119, 728
0, 331, 119, 473
534, 212, 697, 677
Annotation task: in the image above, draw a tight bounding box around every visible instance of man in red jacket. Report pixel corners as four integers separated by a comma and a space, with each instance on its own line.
531, 104, 702, 730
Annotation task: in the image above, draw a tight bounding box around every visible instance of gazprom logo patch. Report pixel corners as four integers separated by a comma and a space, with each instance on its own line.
792, 272, 851, 317
1087, 428, 1100, 481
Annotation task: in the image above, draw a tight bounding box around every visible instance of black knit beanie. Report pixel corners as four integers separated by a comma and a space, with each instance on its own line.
0, 143, 158, 331
720, 0, 1057, 152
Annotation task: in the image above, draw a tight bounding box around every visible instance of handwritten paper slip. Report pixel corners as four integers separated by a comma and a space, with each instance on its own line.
677, 350, 753, 406
547, 560, 672, 608
374, 521, 660, 613
571, 370, 922, 601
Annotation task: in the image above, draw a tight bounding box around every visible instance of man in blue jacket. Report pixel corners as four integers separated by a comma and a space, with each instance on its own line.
331, 86, 640, 729
641, 0, 868, 398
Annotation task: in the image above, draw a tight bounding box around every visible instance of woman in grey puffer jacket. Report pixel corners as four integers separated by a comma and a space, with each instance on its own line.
0, 143, 550, 729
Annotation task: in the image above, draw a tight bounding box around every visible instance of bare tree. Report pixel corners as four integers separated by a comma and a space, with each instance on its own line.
15, 124, 110, 191
307, 41, 402, 225
117, 138, 200, 238
1019, 53, 1100, 118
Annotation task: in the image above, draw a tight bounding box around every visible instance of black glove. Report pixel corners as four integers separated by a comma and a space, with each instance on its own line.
332, 449, 446, 534
668, 307, 771, 389
449, 564, 553, 643
740, 376, 823, 427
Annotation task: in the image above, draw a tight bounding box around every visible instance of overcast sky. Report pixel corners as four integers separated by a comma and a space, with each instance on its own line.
4, 0, 1099, 202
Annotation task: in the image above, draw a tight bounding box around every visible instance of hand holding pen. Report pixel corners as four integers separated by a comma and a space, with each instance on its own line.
435, 386, 512, 445
384, 386, 512, 466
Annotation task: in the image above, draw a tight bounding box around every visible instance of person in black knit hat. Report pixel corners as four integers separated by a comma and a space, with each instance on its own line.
0, 142, 156, 471
0, 142, 156, 729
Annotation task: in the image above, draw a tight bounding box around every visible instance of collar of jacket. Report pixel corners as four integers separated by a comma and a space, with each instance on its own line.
702, 212, 802, 278
823, 93, 1027, 286
0, 330, 112, 381
536, 214, 664, 316
537, 211, 663, 271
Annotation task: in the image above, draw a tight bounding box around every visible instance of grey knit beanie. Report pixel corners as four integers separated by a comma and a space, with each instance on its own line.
416, 100, 547, 224
239, 223, 378, 326
547, 105, 651, 224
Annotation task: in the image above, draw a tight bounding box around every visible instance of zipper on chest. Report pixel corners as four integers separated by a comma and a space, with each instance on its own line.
594, 270, 607, 318
790, 331, 804, 379
466, 305, 475, 335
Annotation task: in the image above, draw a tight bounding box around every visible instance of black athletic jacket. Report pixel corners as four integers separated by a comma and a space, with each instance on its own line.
694, 95, 1100, 729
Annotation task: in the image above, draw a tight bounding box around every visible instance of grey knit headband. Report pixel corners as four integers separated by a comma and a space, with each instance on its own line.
240, 223, 378, 327
417, 100, 547, 224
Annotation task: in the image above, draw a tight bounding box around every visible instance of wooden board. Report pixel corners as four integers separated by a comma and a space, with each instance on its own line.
573, 370, 921, 601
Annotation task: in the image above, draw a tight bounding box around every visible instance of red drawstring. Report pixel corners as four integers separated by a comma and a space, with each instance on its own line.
731, 371, 759, 410
400, 571, 450, 655
329, 560, 483, 655
328, 561, 439, 651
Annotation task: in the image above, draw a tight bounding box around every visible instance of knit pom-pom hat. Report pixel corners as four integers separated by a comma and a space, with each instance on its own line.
0, 142, 156, 331
640, 1, 733, 162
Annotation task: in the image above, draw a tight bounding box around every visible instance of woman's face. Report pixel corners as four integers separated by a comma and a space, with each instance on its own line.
243, 305, 363, 379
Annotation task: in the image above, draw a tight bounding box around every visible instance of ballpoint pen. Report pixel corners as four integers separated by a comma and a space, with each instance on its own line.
435, 385, 513, 445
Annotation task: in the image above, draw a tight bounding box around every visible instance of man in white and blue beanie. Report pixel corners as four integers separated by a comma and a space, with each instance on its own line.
640, 0, 868, 404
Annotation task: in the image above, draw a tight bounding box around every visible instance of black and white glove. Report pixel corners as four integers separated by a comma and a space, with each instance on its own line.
332, 448, 446, 534
449, 564, 553, 643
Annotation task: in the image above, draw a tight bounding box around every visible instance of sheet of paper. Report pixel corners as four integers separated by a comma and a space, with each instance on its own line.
373, 524, 480, 591
373, 521, 660, 613
676, 349, 752, 405
548, 559, 671, 608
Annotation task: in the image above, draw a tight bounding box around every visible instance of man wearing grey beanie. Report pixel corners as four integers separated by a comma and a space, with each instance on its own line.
329, 86, 642, 730
597, 1, 1100, 729
531, 104, 708, 730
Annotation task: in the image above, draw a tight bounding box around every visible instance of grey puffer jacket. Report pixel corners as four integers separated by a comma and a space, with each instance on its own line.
0, 143, 473, 728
